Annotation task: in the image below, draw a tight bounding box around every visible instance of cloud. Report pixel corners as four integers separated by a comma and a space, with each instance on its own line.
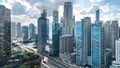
90, 0, 103, 3
12, 2, 27, 15
89, 5, 99, 14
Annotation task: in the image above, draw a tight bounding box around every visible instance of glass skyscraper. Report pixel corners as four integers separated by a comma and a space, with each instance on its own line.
91, 22, 105, 68
50, 10, 60, 56
75, 21, 83, 65
22, 26, 28, 42
29, 23, 35, 40
37, 9, 47, 52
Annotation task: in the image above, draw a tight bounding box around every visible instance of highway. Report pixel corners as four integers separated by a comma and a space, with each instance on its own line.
14, 42, 83, 68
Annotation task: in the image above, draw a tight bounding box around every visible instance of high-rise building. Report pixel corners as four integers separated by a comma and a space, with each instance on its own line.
104, 21, 111, 48
110, 39, 120, 68
22, 26, 28, 41
104, 48, 112, 68
49, 10, 60, 56
17, 22, 22, 38
96, 9, 99, 22
11, 22, 17, 39
37, 9, 47, 52
0, 5, 11, 67
62, 1, 73, 35
53, 11, 58, 23
29, 23, 35, 40
91, 9, 105, 68
75, 17, 91, 66
110, 20, 119, 57
47, 19, 49, 40
75, 21, 83, 65
59, 1, 75, 63
91, 21, 105, 68
83, 17, 91, 64
119, 27, 120, 38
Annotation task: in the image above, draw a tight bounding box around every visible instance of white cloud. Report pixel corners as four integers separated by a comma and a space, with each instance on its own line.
100, 3, 110, 13
90, 0, 103, 3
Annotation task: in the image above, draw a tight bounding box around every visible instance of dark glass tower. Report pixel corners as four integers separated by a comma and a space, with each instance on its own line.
50, 10, 60, 56
29, 23, 35, 40
22, 26, 28, 42
37, 9, 47, 52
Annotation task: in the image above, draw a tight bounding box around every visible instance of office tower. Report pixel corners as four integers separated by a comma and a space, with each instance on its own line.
62, 1, 73, 35
83, 17, 91, 64
59, 1, 75, 63
53, 11, 58, 23
104, 21, 111, 48
91, 21, 105, 68
38, 9, 47, 52
119, 27, 120, 38
110, 20, 119, 57
110, 39, 120, 68
96, 9, 99, 22
47, 19, 49, 40
59, 35, 75, 62
75, 21, 83, 65
50, 10, 60, 56
0, 5, 11, 67
17, 22, 22, 38
104, 48, 112, 68
75, 17, 91, 66
29, 23, 35, 40
11, 22, 16, 39
91, 9, 105, 68
22, 26, 28, 42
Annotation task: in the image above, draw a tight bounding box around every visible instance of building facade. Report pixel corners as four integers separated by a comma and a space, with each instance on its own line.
0, 5, 11, 67
91, 22, 105, 68
110, 39, 120, 68
75, 21, 83, 65
110, 20, 119, 57
50, 10, 60, 56
17, 22, 22, 38
29, 23, 35, 40
59, 2, 75, 63
11, 22, 16, 39
38, 9, 47, 52
22, 26, 28, 42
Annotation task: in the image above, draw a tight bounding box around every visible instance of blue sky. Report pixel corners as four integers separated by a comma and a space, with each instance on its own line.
0, 0, 120, 26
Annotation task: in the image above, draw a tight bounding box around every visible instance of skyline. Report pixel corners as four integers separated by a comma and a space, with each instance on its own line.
0, 0, 120, 26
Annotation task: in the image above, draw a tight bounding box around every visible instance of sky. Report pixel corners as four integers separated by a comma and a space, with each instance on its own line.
0, 0, 120, 26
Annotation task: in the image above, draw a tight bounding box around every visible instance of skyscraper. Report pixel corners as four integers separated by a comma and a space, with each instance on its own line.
47, 19, 49, 40
22, 26, 28, 42
59, 1, 75, 63
83, 17, 91, 64
104, 48, 112, 68
29, 23, 35, 40
91, 9, 105, 68
104, 21, 111, 48
11, 22, 17, 39
53, 11, 58, 23
38, 9, 47, 52
17, 22, 22, 38
75, 21, 83, 65
0, 5, 11, 67
50, 10, 60, 56
75, 17, 91, 66
110, 39, 120, 68
96, 9, 99, 22
110, 20, 119, 57
62, 1, 73, 35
